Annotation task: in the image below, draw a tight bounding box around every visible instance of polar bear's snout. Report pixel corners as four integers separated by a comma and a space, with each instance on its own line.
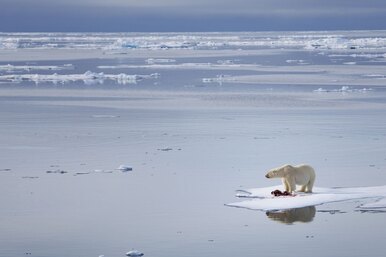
265, 173, 270, 178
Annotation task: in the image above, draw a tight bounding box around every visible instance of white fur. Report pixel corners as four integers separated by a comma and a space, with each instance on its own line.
265, 164, 316, 193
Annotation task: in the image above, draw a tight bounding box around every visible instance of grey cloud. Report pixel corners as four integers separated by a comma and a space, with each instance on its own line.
1, 0, 386, 32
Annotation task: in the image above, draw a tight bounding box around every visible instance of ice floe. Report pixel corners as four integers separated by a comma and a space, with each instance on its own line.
0, 64, 73, 72
145, 58, 176, 64
117, 165, 133, 172
126, 250, 144, 257
202, 75, 234, 84
313, 86, 373, 93
343, 62, 356, 65
97, 62, 252, 70
226, 185, 386, 211
285, 59, 308, 65
0, 71, 159, 85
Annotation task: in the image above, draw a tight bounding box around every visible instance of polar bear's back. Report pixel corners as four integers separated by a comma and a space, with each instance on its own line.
293, 164, 315, 185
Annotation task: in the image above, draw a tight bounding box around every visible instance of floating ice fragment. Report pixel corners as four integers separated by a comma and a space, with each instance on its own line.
202, 74, 233, 84
126, 250, 144, 257
0, 64, 74, 72
117, 165, 133, 172
146, 58, 176, 64
313, 86, 372, 93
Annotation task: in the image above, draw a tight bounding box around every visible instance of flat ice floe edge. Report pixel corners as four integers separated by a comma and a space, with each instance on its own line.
226, 185, 386, 211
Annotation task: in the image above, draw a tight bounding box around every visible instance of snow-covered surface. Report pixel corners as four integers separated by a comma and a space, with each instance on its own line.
227, 185, 386, 211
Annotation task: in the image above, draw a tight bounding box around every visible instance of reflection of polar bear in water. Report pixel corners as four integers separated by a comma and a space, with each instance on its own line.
265, 164, 316, 193
266, 206, 316, 224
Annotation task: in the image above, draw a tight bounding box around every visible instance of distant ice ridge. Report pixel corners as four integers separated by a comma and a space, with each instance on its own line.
314, 86, 373, 93
2, 32, 386, 51
0, 71, 159, 85
105, 38, 199, 50
0, 64, 73, 72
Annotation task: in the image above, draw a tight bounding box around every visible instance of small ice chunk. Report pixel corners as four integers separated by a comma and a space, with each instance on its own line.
313, 88, 328, 92
146, 58, 176, 64
117, 165, 133, 172
126, 250, 144, 257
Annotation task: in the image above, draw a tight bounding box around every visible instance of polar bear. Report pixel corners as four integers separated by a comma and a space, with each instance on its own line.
265, 164, 315, 193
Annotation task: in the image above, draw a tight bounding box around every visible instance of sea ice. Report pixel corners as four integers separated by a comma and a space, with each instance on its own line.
0, 64, 73, 72
0, 71, 159, 85
126, 250, 144, 257
117, 165, 133, 172
146, 58, 176, 64
313, 86, 373, 93
2, 32, 386, 52
202, 74, 234, 84
227, 185, 386, 211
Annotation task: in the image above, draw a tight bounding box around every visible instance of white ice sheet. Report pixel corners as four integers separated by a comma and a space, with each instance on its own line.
226, 185, 386, 211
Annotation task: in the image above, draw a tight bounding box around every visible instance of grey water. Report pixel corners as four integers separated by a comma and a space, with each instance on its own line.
1, 31, 386, 257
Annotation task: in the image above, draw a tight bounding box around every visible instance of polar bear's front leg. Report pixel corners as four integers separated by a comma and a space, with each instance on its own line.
286, 176, 296, 192
282, 178, 290, 192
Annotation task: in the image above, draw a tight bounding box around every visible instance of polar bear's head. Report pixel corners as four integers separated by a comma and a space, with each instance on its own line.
265, 164, 292, 178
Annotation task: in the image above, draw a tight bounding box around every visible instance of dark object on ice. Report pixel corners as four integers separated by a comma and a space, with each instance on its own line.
117, 165, 133, 172
271, 189, 292, 197
46, 169, 67, 174
158, 147, 173, 151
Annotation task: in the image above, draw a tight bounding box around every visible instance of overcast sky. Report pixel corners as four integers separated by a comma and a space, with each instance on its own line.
1, 0, 386, 32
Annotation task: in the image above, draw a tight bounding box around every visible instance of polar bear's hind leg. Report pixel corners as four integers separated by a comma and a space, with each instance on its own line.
299, 185, 307, 192
305, 177, 315, 193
